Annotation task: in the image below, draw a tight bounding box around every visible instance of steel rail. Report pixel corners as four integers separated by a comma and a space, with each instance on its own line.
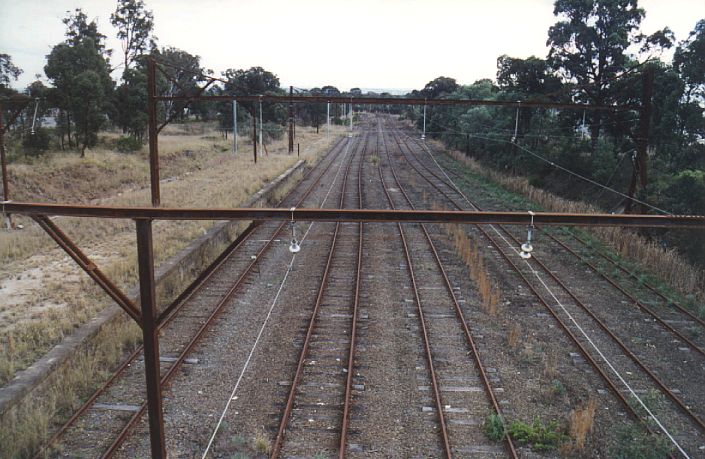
563, 230, 705, 330
427, 158, 705, 332
339, 132, 367, 457
380, 124, 518, 458
4, 202, 703, 228
36, 136, 350, 459
102, 137, 354, 458
377, 123, 456, 457
389, 124, 684, 452
270, 134, 362, 458
542, 231, 705, 357
400, 134, 705, 358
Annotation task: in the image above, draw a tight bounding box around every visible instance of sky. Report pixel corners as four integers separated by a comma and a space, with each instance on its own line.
1, 0, 703, 91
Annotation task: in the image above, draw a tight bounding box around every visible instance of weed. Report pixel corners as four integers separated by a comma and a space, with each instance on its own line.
253, 433, 270, 454
508, 417, 567, 452
484, 413, 505, 442
442, 224, 501, 315
507, 322, 521, 351
569, 398, 597, 450
369, 154, 380, 165
550, 379, 565, 396
543, 350, 558, 379
610, 423, 670, 459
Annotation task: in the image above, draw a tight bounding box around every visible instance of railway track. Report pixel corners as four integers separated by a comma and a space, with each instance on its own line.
42, 136, 354, 458
376, 121, 517, 458
385, 117, 705, 456
40, 114, 704, 458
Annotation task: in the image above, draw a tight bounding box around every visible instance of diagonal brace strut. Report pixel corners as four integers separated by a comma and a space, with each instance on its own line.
32, 215, 142, 323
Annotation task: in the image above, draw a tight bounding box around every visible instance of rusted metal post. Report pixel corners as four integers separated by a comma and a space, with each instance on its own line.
147, 57, 161, 207
288, 86, 294, 154
0, 108, 12, 229
252, 110, 257, 164
135, 218, 166, 459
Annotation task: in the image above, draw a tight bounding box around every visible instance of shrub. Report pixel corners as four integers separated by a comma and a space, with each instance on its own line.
570, 398, 597, 449
484, 413, 505, 441
508, 417, 567, 451
610, 424, 670, 459
22, 128, 51, 155
115, 135, 143, 153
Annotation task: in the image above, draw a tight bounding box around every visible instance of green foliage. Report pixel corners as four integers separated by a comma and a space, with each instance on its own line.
111, 0, 156, 71
115, 136, 143, 153
610, 424, 670, 459
484, 413, 505, 442
507, 417, 567, 451
22, 128, 51, 155
0, 53, 22, 87
550, 379, 565, 396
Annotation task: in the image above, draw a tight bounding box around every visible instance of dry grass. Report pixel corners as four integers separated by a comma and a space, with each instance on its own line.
253, 432, 271, 454
0, 123, 343, 457
569, 398, 597, 450
543, 350, 558, 379
507, 322, 522, 351
0, 317, 140, 458
443, 148, 705, 300
443, 223, 501, 315
0, 124, 342, 382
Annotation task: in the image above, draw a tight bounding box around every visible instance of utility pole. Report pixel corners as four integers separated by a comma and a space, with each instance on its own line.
326, 102, 330, 138
349, 101, 353, 135
422, 101, 426, 140
0, 108, 11, 230
288, 86, 294, 154
252, 109, 257, 164
258, 97, 263, 154
147, 57, 160, 207
233, 100, 238, 155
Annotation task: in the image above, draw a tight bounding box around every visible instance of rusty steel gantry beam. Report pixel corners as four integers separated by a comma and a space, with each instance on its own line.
5, 202, 704, 228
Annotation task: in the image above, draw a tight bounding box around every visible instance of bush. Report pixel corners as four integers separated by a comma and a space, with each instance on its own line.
22, 128, 51, 155
484, 413, 505, 441
508, 417, 567, 451
115, 135, 143, 153
262, 122, 284, 143
610, 424, 670, 459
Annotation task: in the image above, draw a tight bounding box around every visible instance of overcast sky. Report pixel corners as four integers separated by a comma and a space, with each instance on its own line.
1, 0, 703, 91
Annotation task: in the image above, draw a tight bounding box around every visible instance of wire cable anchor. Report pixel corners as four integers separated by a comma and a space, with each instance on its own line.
289, 207, 300, 253
520, 210, 535, 259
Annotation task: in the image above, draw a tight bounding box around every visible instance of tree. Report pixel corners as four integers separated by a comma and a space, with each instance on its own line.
0, 54, 22, 88
420, 76, 459, 99
45, 10, 113, 156
673, 19, 705, 103
220, 66, 284, 124
546, 0, 645, 148
111, 0, 156, 73
63, 8, 111, 60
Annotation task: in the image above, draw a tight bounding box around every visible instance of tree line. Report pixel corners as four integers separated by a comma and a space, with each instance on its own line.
398, 1, 703, 265
0, 0, 360, 157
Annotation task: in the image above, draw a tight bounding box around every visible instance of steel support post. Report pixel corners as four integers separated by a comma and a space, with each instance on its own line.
326, 102, 330, 138
233, 101, 237, 155
147, 58, 161, 207
135, 219, 166, 459
252, 111, 257, 164
0, 108, 11, 229
349, 102, 353, 132
258, 97, 263, 154
288, 86, 294, 154
422, 102, 426, 140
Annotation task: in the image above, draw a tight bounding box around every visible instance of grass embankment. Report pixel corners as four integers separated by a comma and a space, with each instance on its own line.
0, 123, 342, 458
432, 141, 705, 307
